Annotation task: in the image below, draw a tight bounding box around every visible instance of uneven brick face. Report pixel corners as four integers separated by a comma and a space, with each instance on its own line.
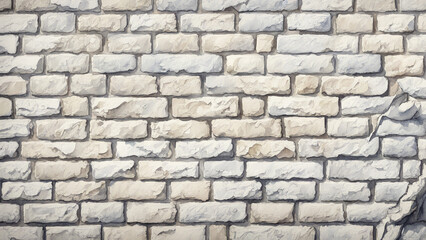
2, 1, 426, 239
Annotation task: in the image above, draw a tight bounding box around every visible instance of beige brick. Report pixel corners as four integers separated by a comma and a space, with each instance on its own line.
284, 117, 325, 137
2, 182, 52, 200
151, 226, 205, 240
130, 14, 176, 32
357, 0, 396, 12
30, 75, 68, 96
250, 203, 294, 223
78, 14, 126, 32
0, 98, 12, 116
16, 98, 60, 117
336, 14, 373, 33
24, 35, 102, 53
55, 181, 106, 201
322, 76, 388, 95
70, 74, 106, 96
90, 120, 148, 139
81, 202, 124, 223
268, 96, 339, 117
62, 96, 88, 116
137, 161, 199, 179
299, 203, 344, 223
103, 226, 147, 240
109, 181, 165, 200
181, 13, 234, 32
236, 140, 295, 159
34, 161, 89, 180
202, 34, 254, 52
107, 34, 151, 54
151, 120, 210, 139
170, 181, 210, 201
295, 75, 320, 95
242, 97, 264, 117
110, 75, 157, 96
102, 0, 152, 11
24, 203, 78, 223
92, 97, 168, 119
21, 141, 112, 159
419, 14, 426, 32
159, 76, 201, 96
377, 14, 415, 32
155, 34, 198, 53
256, 34, 274, 53
362, 35, 403, 53
209, 225, 227, 240
127, 203, 176, 223
36, 119, 87, 140
212, 119, 282, 138
172, 97, 238, 118
385, 55, 424, 77
0, 76, 27, 96
226, 54, 264, 74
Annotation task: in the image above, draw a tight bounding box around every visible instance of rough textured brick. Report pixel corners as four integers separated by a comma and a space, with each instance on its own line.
0, 76, 26, 96
256, 34, 274, 52
230, 226, 314, 240
170, 181, 210, 201
90, 120, 147, 139
299, 138, 379, 158
347, 203, 394, 222
16, 98, 61, 117
327, 118, 369, 137
137, 161, 199, 179
70, 74, 106, 96
92, 54, 136, 73
55, 181, 106, 201
239, 13, 283, 32
108, 34, 151, 53
268, 55, 334, 74
328, 160, 400, 180
320, 226, 373, 240
0, 119, 32, 138
236, 140, 295, 158
277, 35, 358, 53
401, 0, 426, 11
284, 117, 325, 137
92, 161, 135, 180
266, 181, 316, 201
299, 203, 344, 222
385, 55, 424, 77
336, 54, 381, 74
151, 226, 205, 240
212, 119, 282, 138
213, 181, 262, 200
130, 14, 176, 32
204, 161, 244, 179
295, 75, 320, 94
246, 161, 323, 179
62, 96, 89, 116
116, 141, 171, 158
109, 181, 165, 200
141, 54, 222, 73
0, 142, 18, 158
103, 226, 147, 240
159, 76, 201, 96
2, 182, 52, 200
36, 119, 86, 140
202, 0, 298, 11
407, 35, 426, 53
250, 203, 294, 223
30, 75, 68, 96
0, 55, 44, 74
22, 141, 112, 159
175, 139, 232, 159
102, 0, 152, 11
180, 13, 234, 32
151, 120, 209, 139
41, 13, 75, 33
179, 202, 246, 223
357, 0, 396, 12
24, 35, 102, 53
172, 97, 238, 118
24, 203, 78, 223
127, 203, 176, 223
242, 97, 264, 116
110, 75, 156, 96
268, 96, 339, 116
0, 35, 19, 54
341, 96, 394, 115
0, 204, 20, 223
202, 34, 254, 52
287, 13, 331, 32
362, 35, 404, 53
92, 98, 168, 119
375, 182, 408, 202
0, 98, 12, 117
78, 14, 126, 32
319, 182, 370, 201
46, 226, 101, 240
0, 161, 31, 180
34, 161, 89, 180
382, 136, 417, 158
157, 0, 197, 11
0, 14, 38, 33
302, 0, 352, 11
322, 76, 387, 96
225, 54, 264, 74
377, 14, 415, 32
0, 227, 42, 240
81, 202, 124, 223
336, 14, 373, 33
155, 34, 198, 53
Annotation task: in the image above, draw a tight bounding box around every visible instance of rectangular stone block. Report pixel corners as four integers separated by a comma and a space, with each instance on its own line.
172, 96, 238, 118
179, 202, 246, 223
213, 181, 262, 200
181, 13, 234, 32
116, 141, 171, 158
322, 76, 387, 96
46, 53, 89, 73
385, 55, 424, 77
299, 203, 344, 222
157, 0, 197, 11
239, 13, 283, 32
92, 161, 135, 180
24, 35, 102, 53
138, 161, 199, 179
41, 12, 75, 33
46, 226, 101, 240
103, 226, 147, 240
170, 181, 210, 201
151, 226, 204, 240
301, 0, 352, 11
212, 119, 281, 138
341, 96, 393, 115
284, 117, 325, 137
0, 227, 42, 240
299, 138, 379, 158
0, 119, 32, 138
0, 204, 20, 223
2, 182, 52, 200
336, 54, 381, 74
328, 160, 400, 180
0, 14, 38, 33
0, 35, 19, 54
81, 202, 124, 223
70, 74, 106, 96
0, 55, 43, 74
55, 181, 106, 201
90, 120, 148, 139
268, 54, 334, 74
21, 141, 112, 159
36, 119, 87, 140
175, 139, 233, 159
236, 140, 295, 159
0, 161, 31, 180
268, 96, 339, 117
266, 181, 316, 201
319, 182, 370, 201
107, 34, 151, 53
130, 14, 176, 32
327, 117, 369, 137
287, 13, 331, 32
92, 97, 168, 119
202, 0, 298, 11
24, 203, 78, 223
250, 203, 294, 223
246, 161, 323, 180
78, 14, 126, 32
109, 181, 165, 200
336, 14, 373, 33
230, 226, 315, 240
127, 203, 176, 223
92, 54, 136, 73
151, 120, 210, 139
102, 0, 152, 11
204, 161, 244, 179
159, 76, 201, 96
320, 226, 373, 240
154, 34, 198, 53
16, 98, 61, 117
141, 54, 222, 73
0, 76, 26, 96
277, 35, 358, 53
30, 75, 68, 96
202, 34, 254, 52
347, 203, 394, 222
34, 161, 89, 180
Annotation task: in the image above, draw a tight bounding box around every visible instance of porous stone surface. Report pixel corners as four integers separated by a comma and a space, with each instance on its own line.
1, 2, 426, 240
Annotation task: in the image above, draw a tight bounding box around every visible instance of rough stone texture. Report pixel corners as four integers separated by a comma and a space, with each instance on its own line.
2, 2, 426, 239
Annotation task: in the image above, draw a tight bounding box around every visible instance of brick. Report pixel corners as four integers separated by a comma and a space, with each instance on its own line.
92, 97, 168, 119
268, 54, 334, 74
130, 14, 176, 32
172, 97, 238, 118
157, 0, 197, 11
213, 181, 262, 200
151, 226, 205, 240
180, 13, 234, 32
299, 138, 379, 158
175, 139, 232, 159
327, 118, 369, 137
212, 119, 281, 138
55, 181, 106, 201
127, 203, 176, 223
203, 0, 298, 11
284, 117, 325, 137
62, 96, 89, 116
110, 75, 156, 96
103, 226, 147, 240
256, 35, 274, 53
16, 98, 61, 117
36, 119, 87, 140
320, 226, 373, 240
419, 139, 426, 160
382, 136, 417, 158
102, 0, 152, 11
90, 120, 147, 139
0, 98, 12, 116
357, 0, 396, 11
288, 13, 331, 32
154, 34, 198, 53
403, 160, 421, 179
295, 75, 320, 94
41, 13, 75, 33
266, 181, 316, 201
92, 54, 136, 73
385, 55, 424, 77
0, 204, 20, 223
0, 161, 31, 180
92, 161, 135, 180
230, 226, 314, 240
375, 182, 409, 202
239, 13, 283, 32
46, 226, 101, 240
70, 74, 106, 96
159, 76, 201, 96
151, 120, 209, 139
78, 14, 126, 32
170, 181, 210, 201
0, 14, 38, 33
407, 35, 426, 53
0, 0, 11, 10
377, 14, 415, 32
46, 53, 89, 73
141, 54, 222, 73
0, 119, 32, 138
0, 142, 18, 158
225, 54, 264, 74
210, 226, 226, 240
137, 161, 199, 179
0, 227, 42, 240
237, 140, 296, 159
0, 76, 26, 96
336, 14, 373, 33
202, 34, 254, 52
81, 202, 124, 223
0, 35, 19, 54
299, 203, 344, 222
268, 96, 339, 116
109, 181, 165, 200
246, 161, 323, 179
0, 55, 43, 74
242, 97, 264, 117
336, 54, 381, 74
341, 96, 394, 115
204, 161, 244, 179
206, 75, 290, 95
419, 14, 426, 32
362, 35, 403, 53
21, 141, 112, 159
277, 35, 358, 53
301, 0, 352, 11
347, 203, 394, 222
24, 203, 78, 223
179, 202, 246, 223
250, 203, 294, 223
319, 182, 370, 201
107, 34, 151, 53
116, 141, 171, 158
30, 75, 68, 96
34, 161, 89, 180
24, 35, 102, 53
401, 0, 426, 11
328, 160, 400, 180
2, 182, 52, 200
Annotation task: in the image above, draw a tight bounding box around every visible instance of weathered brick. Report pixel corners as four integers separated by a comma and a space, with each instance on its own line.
213, 181, 262, 200
401, 0, 426, 11
16, 98, 61, 117
92, 161, 135, 180
284, 117, 325, 137
204, 161, 244, 179
212, 119, 281, 138
41, 13, 75, 33
301, 0, 352, 11
62, 96, 89, 116
34, 161, 89, 180
0, 119, 32, 139
107, 34, 151, 53
24, 35, 102, 53
78, 14, 126, 32
141, 54, 222, 73
328, 160, 400, 180
287, 13, 331, 32
382, 136, 417, 158
268, 96, 339, 116
319, 182, 370, 201
230, 226, 314, 240
322, 76, 387, 96
378, 14, 415, 32
92, 97, 168, 119
239, 13, 283, 32
299, 203, 344, 222
90, 120, 147, 139
36, 119, 86, 140
102, 0, 152, 11
327, 118, 369, 137
127, 202, 176, 223
179, 202, 246, 223
242, 97, 264, 117
116, 141, 171, 158
250, 203, 294, 223
130, 14, 176, 32
299, 138, 379, 158
277, 35, 358, 53
203, 0, 298, 11
46, 53, 89, 73
110, 75, 156, 96
176, 139, 232, 159
70, 74, 106, 96
81, 202, 124, 223
24, 203, 78, 223
0, 98, 12, 116
30, 75, 68, 96
21, 141, 112, 159
247, 161, 323, 179
46, 226, 101, 240
16, 0, 99, 11
336, 14, 373, 33
138, 161, 199, 179
375, 182, 408, 202
407, 35, 426, 53
0, 76, 26, 96
151, 226, 205, 240
180, 13, 234, 32
202, 34, 254, 52
2, 182, 52, 200
0, 204, 20, 223
55, 181, 106, 201
155, 34, 198, 53
336, 54, 381, 74
157, 0, 197, 11
0, 55, 43, 74
0, 227, 42, 240
256, 34, 274, 53
92, 54, 136, 73
151, 120, 209, 139
0, 14, 38, 33
357, 0, 396, 12
0, 142, 19, 158
295, 75, 320, 95
103, 226, 147, 240
109, 181, 165, 200
268, 54, 334, 74
320, 226, 373, 240
385, 55, 424, 77
237, 140, 295, 159
266, 181, 316, 201
173, 97, 238, 118
341, 96, 394, 115
170, 181, 210, 201
362, 35, 403, 53
0, 161, 31, 180
225, 54, 264, 74
347, 203, 394, 222
159, 76, 201, 96
0, 35, 19, 54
